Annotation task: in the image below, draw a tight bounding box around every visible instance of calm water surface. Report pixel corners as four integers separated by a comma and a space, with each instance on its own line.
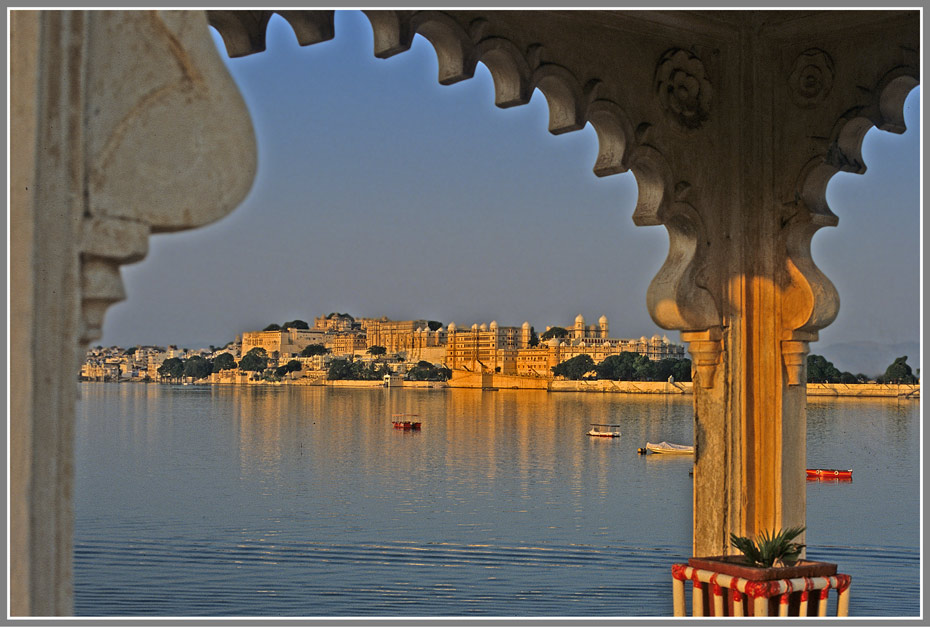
74, 384, 920, 617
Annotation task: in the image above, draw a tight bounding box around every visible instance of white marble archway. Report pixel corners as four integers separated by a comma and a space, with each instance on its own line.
10, 9, 919, 615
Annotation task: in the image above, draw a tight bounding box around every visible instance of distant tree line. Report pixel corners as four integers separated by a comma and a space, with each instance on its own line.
262, 319, 310, 331
877, 356, 919, 384
156, 347, 304, 383
807, 354, 918, 384
551, 353, 692, 382
327, 358, 391, 381
406, 361, 452, 381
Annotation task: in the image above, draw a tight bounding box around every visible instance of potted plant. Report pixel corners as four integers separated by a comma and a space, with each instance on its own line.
674, 526, 850, 616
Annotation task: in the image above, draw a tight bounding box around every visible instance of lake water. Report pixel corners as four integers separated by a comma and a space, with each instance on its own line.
74, 383, 920, 617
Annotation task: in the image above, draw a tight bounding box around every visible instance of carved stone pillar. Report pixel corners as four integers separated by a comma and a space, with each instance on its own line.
10, 10, 256, 614
631, 15, 918, 555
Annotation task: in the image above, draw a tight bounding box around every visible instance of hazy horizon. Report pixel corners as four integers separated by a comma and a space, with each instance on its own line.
97, 12, 921, 370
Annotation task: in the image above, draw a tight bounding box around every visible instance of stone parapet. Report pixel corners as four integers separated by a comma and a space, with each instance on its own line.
552, 380, 692, 394
807, 383, 919, 398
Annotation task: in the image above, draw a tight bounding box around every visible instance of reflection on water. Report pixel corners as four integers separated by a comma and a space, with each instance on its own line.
75, 384, 918, 617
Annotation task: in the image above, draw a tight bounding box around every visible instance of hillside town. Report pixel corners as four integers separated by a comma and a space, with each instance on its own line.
80, 313, 688, 385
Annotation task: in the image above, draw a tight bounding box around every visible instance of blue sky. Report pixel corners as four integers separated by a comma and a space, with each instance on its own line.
99, 11, 921, 361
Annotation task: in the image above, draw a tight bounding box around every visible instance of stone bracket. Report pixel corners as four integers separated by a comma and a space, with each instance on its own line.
781, 331, 817, 386
682, 327, 723, 388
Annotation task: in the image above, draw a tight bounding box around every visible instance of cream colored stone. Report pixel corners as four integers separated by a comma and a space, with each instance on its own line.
10, 9, 919, 613
10, 9, 257, 614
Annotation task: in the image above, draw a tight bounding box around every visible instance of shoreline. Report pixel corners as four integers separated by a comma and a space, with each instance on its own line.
84, 379, 920, 398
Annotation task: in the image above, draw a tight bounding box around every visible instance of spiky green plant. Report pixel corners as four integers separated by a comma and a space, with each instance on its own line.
729, 526, 806, 568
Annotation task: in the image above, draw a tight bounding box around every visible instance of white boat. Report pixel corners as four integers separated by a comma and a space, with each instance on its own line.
645, 441, 693, 454
587, 424, 621, 438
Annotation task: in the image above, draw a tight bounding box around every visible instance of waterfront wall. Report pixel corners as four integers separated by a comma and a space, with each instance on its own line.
551, 380, 692, 394
111, 378, 919, 398
807, 383, 919, 398
447, 370, 549, 390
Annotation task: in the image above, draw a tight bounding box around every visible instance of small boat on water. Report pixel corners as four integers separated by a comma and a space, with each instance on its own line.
587, 423, 621, 438
807, 468, 852, 479
641, 441, 694, 455
391, 414, 421, 430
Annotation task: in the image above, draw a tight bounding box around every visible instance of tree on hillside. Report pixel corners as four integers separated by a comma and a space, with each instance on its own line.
878, 355, 918, 384
406, 361, 451, 381
427, 320, 443, 331
671, 358, 692, 383
367, 345, 387, 356
157, 357, 184, 383
540, 326, 569, 341
326, 312, 354, 321
263, 323, 282, 331
354, 362, 391, 380
529, 326, 539, 347
552, 354, 595, 380
183, 355, 212, 380
631, 353, 657, 381
212, 352, 237, 372
653, 358, 681, 382
282, 319, 309, 330
274, 360, 302, 378
807, 354, 842, 383
326, 358, 352, 380
595, 353, 638, 380
300, 344, 329, 357
239, 347, 269, 372
838, 372, 858, 384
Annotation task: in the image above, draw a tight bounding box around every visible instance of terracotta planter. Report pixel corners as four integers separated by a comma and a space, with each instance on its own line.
674, 556, 849, 616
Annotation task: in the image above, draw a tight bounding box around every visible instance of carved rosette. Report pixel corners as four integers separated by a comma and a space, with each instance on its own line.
654, 48, 713, 130
788, 49, 835, 109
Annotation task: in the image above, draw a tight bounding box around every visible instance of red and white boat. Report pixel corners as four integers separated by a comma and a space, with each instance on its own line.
391, 414, 421, 430
806, 468, 852, 480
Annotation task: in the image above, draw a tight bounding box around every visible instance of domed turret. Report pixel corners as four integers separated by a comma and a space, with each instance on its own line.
599, 315, 608, 324
522, 321, 530, 329
548, 338, 562, 348
471, 323, 479, 331
574, 314, 586, 340
490, 320, 498, 330
479, 323, 488, 331
447, 322, 456, 332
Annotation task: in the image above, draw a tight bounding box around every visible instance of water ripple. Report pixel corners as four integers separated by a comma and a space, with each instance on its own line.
75, 536, 917, 617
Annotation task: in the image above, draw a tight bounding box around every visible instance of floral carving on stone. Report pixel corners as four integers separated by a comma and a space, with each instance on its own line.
654, 48, 713, 130
788, 49, 835, 108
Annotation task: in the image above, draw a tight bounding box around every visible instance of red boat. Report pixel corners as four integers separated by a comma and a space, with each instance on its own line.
806, 468, 852, 480
391, 414, 421, 430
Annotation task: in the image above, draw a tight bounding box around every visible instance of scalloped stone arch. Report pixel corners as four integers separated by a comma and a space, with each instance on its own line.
208, 10, 687, 322
408, 11, 478, 85
475, 37, 533, 108
11, 9, 919, 615
798, 69, 920, 223
208, 10, 672, 191
785, 72, 918, 355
